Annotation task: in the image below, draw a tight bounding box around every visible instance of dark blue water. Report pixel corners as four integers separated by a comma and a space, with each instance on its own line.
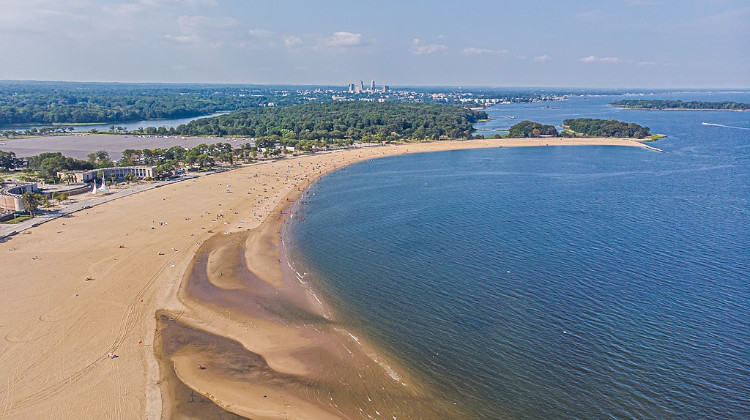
286, 93, 750, 419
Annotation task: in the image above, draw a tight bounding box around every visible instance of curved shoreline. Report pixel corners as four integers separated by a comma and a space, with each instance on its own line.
0, 137, 654, 419
613, 106, 749, 111
158, 184, 454, 418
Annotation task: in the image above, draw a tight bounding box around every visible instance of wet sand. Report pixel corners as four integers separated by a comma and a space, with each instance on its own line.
159, 219, 456, 418
0, 137, 651, 419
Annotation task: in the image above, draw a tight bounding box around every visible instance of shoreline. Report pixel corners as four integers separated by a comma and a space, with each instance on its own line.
613, 106, 749, 111
0, 137, 655, 418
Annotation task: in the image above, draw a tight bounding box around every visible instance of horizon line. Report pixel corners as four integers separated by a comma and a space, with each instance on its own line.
1, 79, 749, 91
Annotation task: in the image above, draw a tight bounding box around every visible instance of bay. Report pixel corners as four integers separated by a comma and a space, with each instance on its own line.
286, 92, 750, 418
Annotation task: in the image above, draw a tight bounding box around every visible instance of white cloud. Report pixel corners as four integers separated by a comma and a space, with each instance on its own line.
107, 0, 217, 16
638, 61, 657, 66
580, 55, 622, 63
139, 0, 218, 7
411, 38, 447, 55
237, 28, 276, 50
165, 15, 238, 46
176, 15, 236, 31
574, 10, 604, 21
463, 47, 491, 55
323, 31, 364, 48
534, 54, 552, 62
248, 28, 274, 38
462, 47, 508, 56
284, 35, 303, 48
165, 35, 192, 43
281, 31, 369, 52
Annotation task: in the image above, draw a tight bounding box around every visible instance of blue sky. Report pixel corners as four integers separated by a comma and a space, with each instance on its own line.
0, 0, 748, 87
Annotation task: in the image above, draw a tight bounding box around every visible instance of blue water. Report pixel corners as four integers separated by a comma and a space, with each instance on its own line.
287, 93, 750, 419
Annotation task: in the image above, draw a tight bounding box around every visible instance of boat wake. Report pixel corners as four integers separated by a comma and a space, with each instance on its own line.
702, 122, 750, 131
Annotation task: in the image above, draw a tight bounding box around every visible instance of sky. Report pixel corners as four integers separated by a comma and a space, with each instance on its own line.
0, 0, 748, 88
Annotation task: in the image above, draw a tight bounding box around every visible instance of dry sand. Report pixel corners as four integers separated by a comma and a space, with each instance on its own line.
0, 137, 650, 419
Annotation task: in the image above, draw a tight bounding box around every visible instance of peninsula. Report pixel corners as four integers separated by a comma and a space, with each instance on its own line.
610, 99, 750, 111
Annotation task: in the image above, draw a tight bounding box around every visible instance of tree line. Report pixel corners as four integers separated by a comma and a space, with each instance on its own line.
3, 142, 267, 183
507, 121, 559, 137
506, 118, 651, 138
563, 118, 651, 138
610, 99, 750, 111
0, 82, 306, 125
170, 102, 487, 142
0, 81, 542, 128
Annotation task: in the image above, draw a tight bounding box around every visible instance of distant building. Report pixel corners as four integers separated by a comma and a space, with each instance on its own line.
60, 166, 155, 184
58, 170, 97, 184
0, 181, 38, 212
347, 79, 388, 94
100, 166, 154, 181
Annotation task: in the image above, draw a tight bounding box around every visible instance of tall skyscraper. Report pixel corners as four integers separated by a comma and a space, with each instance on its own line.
359, 80, 364, 92
370, 80, 376, 91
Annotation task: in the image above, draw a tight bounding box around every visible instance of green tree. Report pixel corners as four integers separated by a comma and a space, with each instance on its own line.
508, 121, 559, 138
563, 118, 650, 138
87, 150, 113, 168
53, 192, 69, 204
0, 150, 20, 171
22, 192, 44, 216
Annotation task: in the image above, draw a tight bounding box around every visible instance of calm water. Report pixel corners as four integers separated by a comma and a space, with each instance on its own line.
287, 93, 750, 419
0, 112, 226, 132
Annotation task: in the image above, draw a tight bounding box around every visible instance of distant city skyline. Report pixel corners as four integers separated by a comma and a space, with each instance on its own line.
0, 0, 748, 88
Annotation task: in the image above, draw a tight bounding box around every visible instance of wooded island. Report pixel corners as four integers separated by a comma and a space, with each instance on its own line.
507, 118, 651, 138
611, 99, 750, 111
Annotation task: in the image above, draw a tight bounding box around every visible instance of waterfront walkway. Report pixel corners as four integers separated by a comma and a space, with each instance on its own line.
0, 175, 199, 240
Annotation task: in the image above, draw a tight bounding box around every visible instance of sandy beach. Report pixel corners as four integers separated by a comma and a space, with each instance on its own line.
0, 137, 650, 419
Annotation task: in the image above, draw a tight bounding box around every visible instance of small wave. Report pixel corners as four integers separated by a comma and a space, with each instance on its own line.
339, 329, 405, 384
310, 289, 323, 305
702, 122, 750, 130
371, 355, 403, 383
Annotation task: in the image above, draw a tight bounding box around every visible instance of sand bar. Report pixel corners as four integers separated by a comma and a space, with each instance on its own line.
0, 137, 651, 419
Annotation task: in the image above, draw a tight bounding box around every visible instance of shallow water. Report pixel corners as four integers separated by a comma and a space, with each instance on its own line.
286, 92, 750, 418
164, 215, 466, 418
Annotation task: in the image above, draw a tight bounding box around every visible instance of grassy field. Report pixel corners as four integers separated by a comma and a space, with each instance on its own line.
1, 215, 31, 224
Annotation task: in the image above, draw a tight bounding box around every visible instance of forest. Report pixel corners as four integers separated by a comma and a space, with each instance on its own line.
171, 102, 487, 142
610, 99, 750, 110
0, 82, 307, 125
563, 118, 651, 138
0, 81, 562, 127
507, 121, 559, 137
